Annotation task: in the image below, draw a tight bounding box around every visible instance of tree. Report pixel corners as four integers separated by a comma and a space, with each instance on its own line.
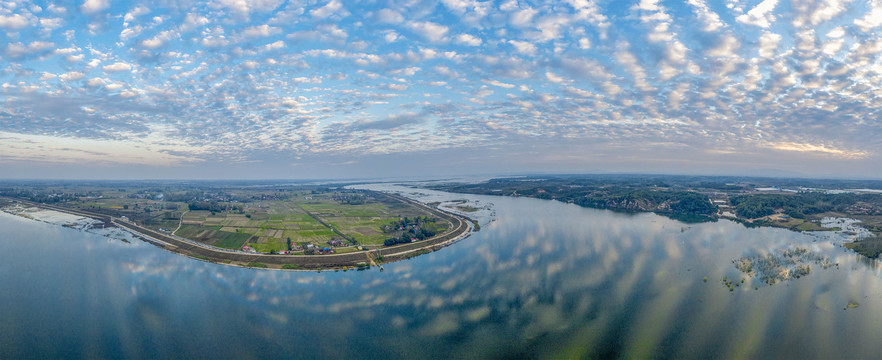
287, 237, 292, 251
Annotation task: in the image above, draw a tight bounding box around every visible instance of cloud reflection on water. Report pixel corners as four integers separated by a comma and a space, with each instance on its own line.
5, 189, 882, 358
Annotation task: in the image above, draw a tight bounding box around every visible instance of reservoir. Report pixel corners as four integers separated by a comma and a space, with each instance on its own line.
2, 185, 881, 358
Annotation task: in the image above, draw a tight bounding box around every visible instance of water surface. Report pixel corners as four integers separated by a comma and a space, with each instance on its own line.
2, 187, 882, 358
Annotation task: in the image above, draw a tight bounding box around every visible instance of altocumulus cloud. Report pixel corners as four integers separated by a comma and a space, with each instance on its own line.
0, 0, 881, 178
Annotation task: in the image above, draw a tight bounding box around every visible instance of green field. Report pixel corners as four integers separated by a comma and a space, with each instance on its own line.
10, 184, 448, 254
165, 190, 442, 251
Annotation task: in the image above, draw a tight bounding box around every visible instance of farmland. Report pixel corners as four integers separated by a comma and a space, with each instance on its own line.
0, 182, 447, 254
174, 191, 443, 252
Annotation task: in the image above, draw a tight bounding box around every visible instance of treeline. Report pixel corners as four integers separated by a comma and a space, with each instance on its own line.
434, 179, 718, 217
335, 193, 367, 205
383, 228, 437, 246
576, 189, 717, 216
187, 201, 240, 212
730, 193, 882, 219
0, 189, 79, 203
382, 216, 439, 246
163, 191, 204, 202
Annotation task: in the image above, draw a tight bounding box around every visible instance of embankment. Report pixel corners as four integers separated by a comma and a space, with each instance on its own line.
3, 193, 472, 270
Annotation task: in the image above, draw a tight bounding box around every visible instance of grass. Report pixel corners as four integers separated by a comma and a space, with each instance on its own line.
455, 205, 481, 212
246, 262, 268, 268
794, 222, 840, 231
844, 237, 882, 258
252, 239, 289, 253
210, 230, 252, 249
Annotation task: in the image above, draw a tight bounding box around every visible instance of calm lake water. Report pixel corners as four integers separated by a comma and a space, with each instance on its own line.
3, 185, 882, 358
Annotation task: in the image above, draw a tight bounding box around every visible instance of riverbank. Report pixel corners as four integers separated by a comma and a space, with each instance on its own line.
1, 193, 473, 271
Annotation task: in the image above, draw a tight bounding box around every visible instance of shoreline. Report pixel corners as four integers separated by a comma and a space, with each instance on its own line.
1, 192, 474, 271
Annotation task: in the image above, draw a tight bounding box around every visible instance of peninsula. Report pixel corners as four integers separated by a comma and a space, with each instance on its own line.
0, 181, 472, 270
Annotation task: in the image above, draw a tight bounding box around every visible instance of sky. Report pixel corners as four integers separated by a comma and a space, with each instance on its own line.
2, 0, 882, 180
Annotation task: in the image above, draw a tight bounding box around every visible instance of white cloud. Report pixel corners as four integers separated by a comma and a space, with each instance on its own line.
86, 77, 107, 87
311, 0, 343, 19
215, 0, 283, 18
47, 4, 67, 15
384, 31, 399, 43
666, 41, 688, 63
822, 38, 845, 56
407, 21, 449, 43
828, 26, 847, 40
855, 0, 882, 31
0, 14, 29, 29
455, 34, 482, 46
80, 0, 109, 14
792, 0, 854, 27
390, 67, 421, 76
545, 72, 572, 85
578, 38, 591, 49
561, 57, 610, 80
5, 41, 54, 59
533, 15, 570, 42
686, 0, 725, 32
764, 141, 868, 159
242, 24, 280, 38
758, 31, 782, 58
292, 76, 322, 84
509, 40, 537, 55
102, 62, 132, 72
263, 40, 285, 51
139, 30, 176, 49
39, 18, 64, 31
509, 7, 537, 27
484, 79, 516, 88
564, 86, 596, 98
181, 13, 210, 32
59, 71, 86, 81
707, 34, 740, 57
615, 46, 654, 91
434, 65, 461, 79
317, 24, 347, 39
736, 0, 778, 28
377, 8, 403, 24
123, 5, 150, 26
567, 0, 611, 34
635, 0, 660, 11
201, 36, 229, 48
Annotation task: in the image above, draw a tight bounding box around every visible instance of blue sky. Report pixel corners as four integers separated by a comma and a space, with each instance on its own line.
2, 0, 882, 179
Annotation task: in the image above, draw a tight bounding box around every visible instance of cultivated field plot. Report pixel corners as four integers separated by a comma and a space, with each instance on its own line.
168, 190, 440, 252
28, 184, 449, 253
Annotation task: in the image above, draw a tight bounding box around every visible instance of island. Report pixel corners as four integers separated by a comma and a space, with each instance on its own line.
0, 181, 472, 270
